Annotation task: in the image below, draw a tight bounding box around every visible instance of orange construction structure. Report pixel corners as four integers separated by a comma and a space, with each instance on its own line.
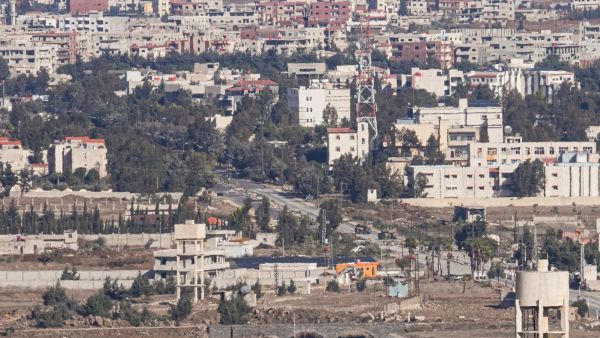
335, 261, 378, 278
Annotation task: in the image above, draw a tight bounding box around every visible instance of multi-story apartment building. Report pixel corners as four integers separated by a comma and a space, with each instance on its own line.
405, 67, 464, 98
468, 136, 595, 168
544, 152, 600, 197
327, 122, 370, 166
571, 0, 600, 11
411, 150, 600, 199
481, 0, 515, 26
287, 80, 351, 127
0, 137, 32, 172
0, 40, 58, 76
414, 98, 504, 143
31, 31, 78, 65
410, 165, 495, 198
466, 67, 577, 100
389, 40, 454, 68
153, 221, 230, 302
48, 137, 108, 178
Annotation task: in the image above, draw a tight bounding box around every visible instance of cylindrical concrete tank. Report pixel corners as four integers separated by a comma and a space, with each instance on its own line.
516, 271, 569, 307
536, 259, 549, 272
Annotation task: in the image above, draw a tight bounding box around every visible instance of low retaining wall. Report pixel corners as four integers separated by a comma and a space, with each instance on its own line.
0, 279, 134, 289
401, 196, 600, 208
0, 269, 148, 290
81, 233, 174, 249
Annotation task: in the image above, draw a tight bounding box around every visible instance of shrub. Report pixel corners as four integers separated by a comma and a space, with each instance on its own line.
130, 273, 152, 298
165, 275, 177, 294
218, 295, 251, 325
30, 303, 73, 328
103, 277, 127, 301
79, 291, 113, 318
170, 295, 193, 322
572, 299, 588, 318
38, 251, 53, 264
356, 279, 366, 292
287, 280, 297, 294
277, 281, 287, 296
120, 302, 152, 326
43, 282, 68, 306
153, 279, 166, 295
60, 266, 80, 280
252, 281, 263, 299
326, 280, 340, 293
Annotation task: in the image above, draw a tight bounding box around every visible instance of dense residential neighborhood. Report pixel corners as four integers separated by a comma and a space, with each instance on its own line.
0, 0, 600, 337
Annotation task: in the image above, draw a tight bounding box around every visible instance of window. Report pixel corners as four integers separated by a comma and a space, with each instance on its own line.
350, 147, 355, 152
552, 185, 558, 190
350, 135, 355, 140
335, 146, 340, 152
584, 146, 593, 153
525, 147, 531, 155
335, 135, 340, 140
534, 147, 544, 155
549, 147, 555, 155
559, 147, 568, 153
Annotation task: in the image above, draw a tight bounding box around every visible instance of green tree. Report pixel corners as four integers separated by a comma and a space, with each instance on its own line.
79, 291, 113, 317
0, 164, 18, 196
397, 128, 421, 156
255, 196, 271, 232
326, 280, 340, 292
510, 159, 545, 197
287, 280, 297, 294
130, 273, 152, 298
317, 199, 342, 235
413, 172, 429, 198
0, 58, 9, 81
170, 294, 193, 322
424, 134, 445, 165
218, 295, 251, 324
322, 104, 339, 127
277, 281, 287, 296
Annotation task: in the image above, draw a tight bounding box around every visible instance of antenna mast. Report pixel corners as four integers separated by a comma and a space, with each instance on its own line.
355, 6, 378, 148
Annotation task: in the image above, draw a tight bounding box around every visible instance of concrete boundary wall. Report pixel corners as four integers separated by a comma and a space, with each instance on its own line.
0, 279, 134, 289
81, 233, 174, 249
401, 196, 600, 208
0, 270, 148, 282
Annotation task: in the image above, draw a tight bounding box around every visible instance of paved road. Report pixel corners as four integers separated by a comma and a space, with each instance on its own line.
214, 172, 377, 240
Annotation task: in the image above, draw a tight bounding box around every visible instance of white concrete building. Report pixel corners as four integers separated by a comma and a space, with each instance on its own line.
288, 80, 351, 127
0, 137, 32, 172
327, 122, 370, 166
468, 136, 595, 168
410, 165, 496, 198
0, 40, 58, 76
48, 137, 108, 178
405, 67, 464, 98
414, 98, 504, 143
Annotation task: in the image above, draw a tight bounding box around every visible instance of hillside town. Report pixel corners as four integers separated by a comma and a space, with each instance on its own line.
0, 0, 599, 337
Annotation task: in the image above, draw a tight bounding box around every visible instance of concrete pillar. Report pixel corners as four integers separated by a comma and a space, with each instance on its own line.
515, 299, 522, 337
562, 297, 569, 337
537, 300, 545, 336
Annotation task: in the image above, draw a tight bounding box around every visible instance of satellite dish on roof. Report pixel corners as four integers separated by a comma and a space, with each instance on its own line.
504, 125, 513, 135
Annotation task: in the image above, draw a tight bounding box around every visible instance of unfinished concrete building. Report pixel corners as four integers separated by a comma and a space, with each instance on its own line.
175, 220, 206, 303
515, 259, 569, 338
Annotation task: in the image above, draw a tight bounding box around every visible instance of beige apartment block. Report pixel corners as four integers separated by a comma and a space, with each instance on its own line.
327, 122, 370, 166
288, 80, 351, 127
0, 137, 32, 172
468, 136, 596, 168
414, 98, 503, 143
48, 137, 108, 178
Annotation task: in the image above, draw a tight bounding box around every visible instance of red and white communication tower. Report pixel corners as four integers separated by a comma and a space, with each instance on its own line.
355, 8, 378, 148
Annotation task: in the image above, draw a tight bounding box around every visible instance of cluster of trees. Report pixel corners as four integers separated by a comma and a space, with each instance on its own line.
30, 275, 170, 328
541, 228, 600, 272
0, 197, 204, 235
454, 217, 498, 276
510, 159, 545, 197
